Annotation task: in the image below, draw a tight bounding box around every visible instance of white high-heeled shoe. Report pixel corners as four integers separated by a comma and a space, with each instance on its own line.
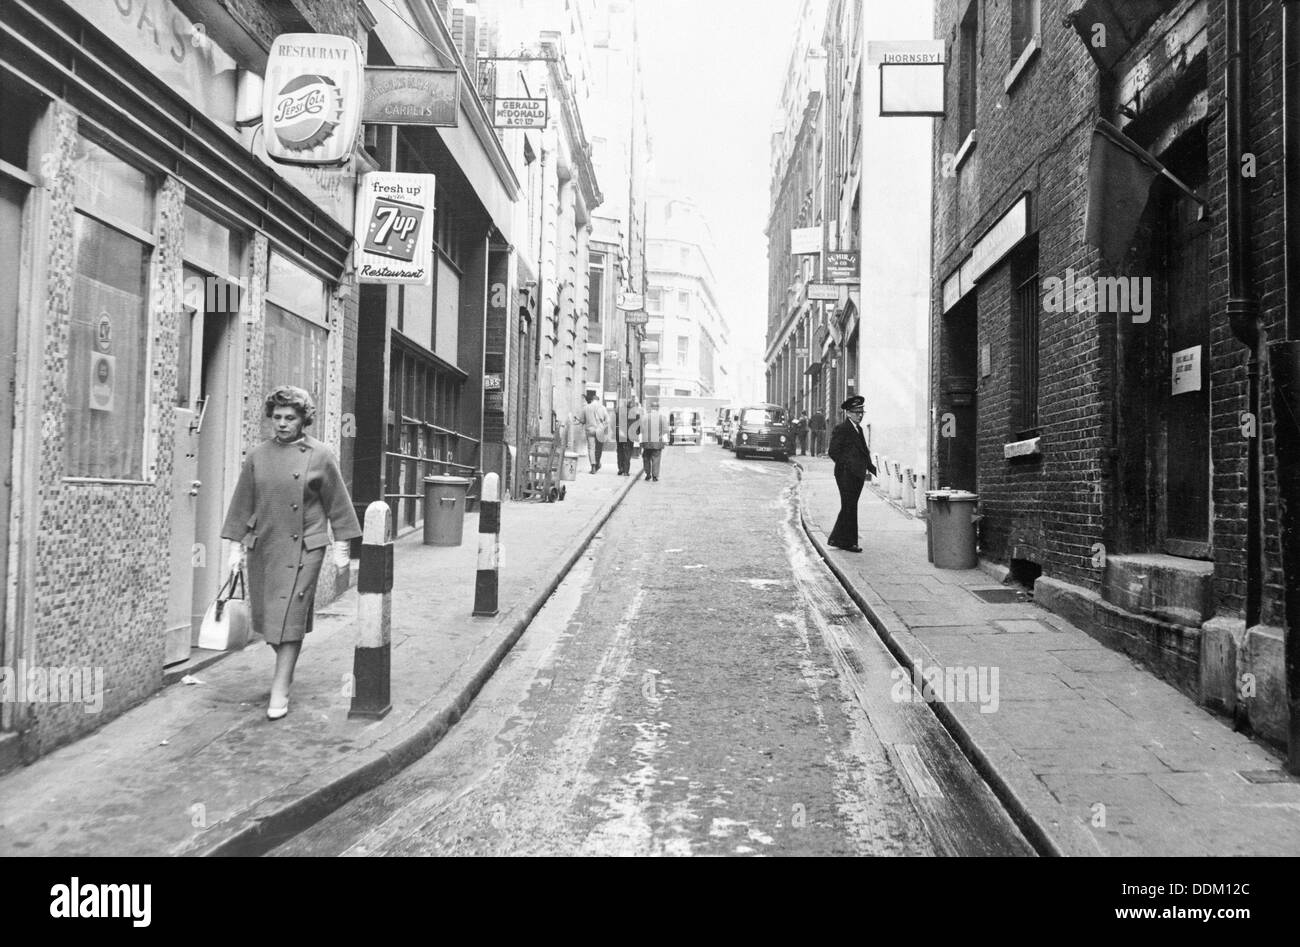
267, 696, 290, 720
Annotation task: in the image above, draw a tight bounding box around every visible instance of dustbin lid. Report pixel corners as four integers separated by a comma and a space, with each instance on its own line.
425, 475, 472, 485
926, 489, 978, 502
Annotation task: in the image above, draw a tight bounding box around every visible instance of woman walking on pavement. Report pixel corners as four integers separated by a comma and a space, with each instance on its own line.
221, 385, 362, 720
826, 395, 877, 552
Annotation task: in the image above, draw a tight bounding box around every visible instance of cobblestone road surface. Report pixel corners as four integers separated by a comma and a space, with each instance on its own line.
275, 448, 1031, 856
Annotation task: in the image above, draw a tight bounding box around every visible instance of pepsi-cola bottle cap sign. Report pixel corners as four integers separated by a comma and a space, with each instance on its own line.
262, 34, 363, 167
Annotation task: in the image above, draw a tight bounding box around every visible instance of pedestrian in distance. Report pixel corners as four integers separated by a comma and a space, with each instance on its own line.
793, 410, 810, 455
809, 409, 827, 456
580, 389, 608, 474
639, 403, 670, 481
826, 395, 877, 553
614, 396, 642, 476
220, 385, 362, 720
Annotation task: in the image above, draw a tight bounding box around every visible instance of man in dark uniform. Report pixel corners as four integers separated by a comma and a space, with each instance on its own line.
826, 395, 877, 552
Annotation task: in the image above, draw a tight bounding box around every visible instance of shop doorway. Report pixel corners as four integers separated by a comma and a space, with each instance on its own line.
165, 260, 239, 664
940, 294, 978, 491
1115, 130, 1210, 559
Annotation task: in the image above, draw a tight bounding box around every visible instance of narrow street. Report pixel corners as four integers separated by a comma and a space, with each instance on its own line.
274, 448, 1031, 857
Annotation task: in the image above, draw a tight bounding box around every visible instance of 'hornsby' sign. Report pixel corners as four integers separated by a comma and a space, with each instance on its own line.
355, 172, 436, 285
263, 34, 364, 167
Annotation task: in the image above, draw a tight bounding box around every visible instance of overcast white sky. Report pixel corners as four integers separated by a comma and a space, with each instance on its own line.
637, 0, 799, 389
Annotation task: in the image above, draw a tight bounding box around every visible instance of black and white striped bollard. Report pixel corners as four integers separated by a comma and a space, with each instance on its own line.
349, 501, 392, 720
473, 472, 500, 617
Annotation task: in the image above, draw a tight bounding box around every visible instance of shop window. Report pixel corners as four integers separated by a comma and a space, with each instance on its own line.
263, 252, 328, 433
65, 136, 155, 481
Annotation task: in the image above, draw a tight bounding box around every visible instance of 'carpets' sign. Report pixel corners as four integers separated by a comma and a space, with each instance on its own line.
263, 33, 364, 167
355, 172, 436, 285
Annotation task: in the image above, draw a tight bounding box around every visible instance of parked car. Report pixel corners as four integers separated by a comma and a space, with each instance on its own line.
669, 410, 701, 446
733, 404, 792, 461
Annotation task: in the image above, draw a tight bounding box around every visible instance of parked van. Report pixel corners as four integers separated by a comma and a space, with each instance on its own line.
732, 403, 792, 461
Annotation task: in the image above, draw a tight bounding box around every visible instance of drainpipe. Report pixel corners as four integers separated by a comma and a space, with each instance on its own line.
1274, 0, 1300, 772
1226, 0, 1262, 631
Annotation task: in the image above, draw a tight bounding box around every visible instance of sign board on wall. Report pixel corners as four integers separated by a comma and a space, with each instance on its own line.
968, 194, 1030, 282
263, 33, 364, 167
355, 172, 436, 285
1171, 346, 1202, 395
363, 67, 459, 126
807, 283, 841, 301
624, 310, 649, 326
791, 226, 822, 256
616, 291, 644, 311
639, 340, 659, 354
493, 97, 548, 128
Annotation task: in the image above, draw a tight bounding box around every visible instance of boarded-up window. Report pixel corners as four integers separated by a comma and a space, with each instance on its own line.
436, 256, 459, 365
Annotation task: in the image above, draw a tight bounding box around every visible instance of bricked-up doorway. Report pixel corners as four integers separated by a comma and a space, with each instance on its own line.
939, 293, 978, 491
1116, 129, 1211, 558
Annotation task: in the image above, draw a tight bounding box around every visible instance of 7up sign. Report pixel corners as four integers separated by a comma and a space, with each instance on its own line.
355, 171, 436, 285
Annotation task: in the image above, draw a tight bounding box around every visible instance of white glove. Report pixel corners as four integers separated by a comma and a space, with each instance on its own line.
332, 540, 351, 569
227, 545, 245, 574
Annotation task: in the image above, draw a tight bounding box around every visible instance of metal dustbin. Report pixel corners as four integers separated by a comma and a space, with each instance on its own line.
423, 475, 472, 546
561, 450, 579, 481
926, 489, 979, 569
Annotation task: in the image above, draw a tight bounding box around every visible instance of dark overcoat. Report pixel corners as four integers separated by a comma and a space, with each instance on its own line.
220, 434, 362, 645
826, 418, 877, 547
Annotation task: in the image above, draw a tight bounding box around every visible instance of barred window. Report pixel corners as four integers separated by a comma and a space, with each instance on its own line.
1013, 243, 1040, 435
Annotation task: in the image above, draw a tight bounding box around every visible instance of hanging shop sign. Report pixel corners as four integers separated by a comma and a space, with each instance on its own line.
807, 283, 841, 301
363, 67, 460, 127
791, 226, 822, 256
616, 291, 644, 311
826, 250, 860, 284
355, 172, 437, 285
639, 340, 660, 354
869, 40, 946, 117
624, 310, 649, 326
493, 97, 549, 129
263, 33, 365, 167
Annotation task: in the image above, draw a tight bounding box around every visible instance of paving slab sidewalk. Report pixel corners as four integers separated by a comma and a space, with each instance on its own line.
0, 470, 636, 857
797, 457, 1300, 857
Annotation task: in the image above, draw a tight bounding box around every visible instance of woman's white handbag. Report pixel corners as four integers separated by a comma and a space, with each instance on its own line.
197, 568, 251, 651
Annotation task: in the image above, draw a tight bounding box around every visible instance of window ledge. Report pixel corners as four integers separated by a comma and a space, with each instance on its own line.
1004, 35, 1041, 94
953, 130, 977, 172
1003, 436, 1041, 460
